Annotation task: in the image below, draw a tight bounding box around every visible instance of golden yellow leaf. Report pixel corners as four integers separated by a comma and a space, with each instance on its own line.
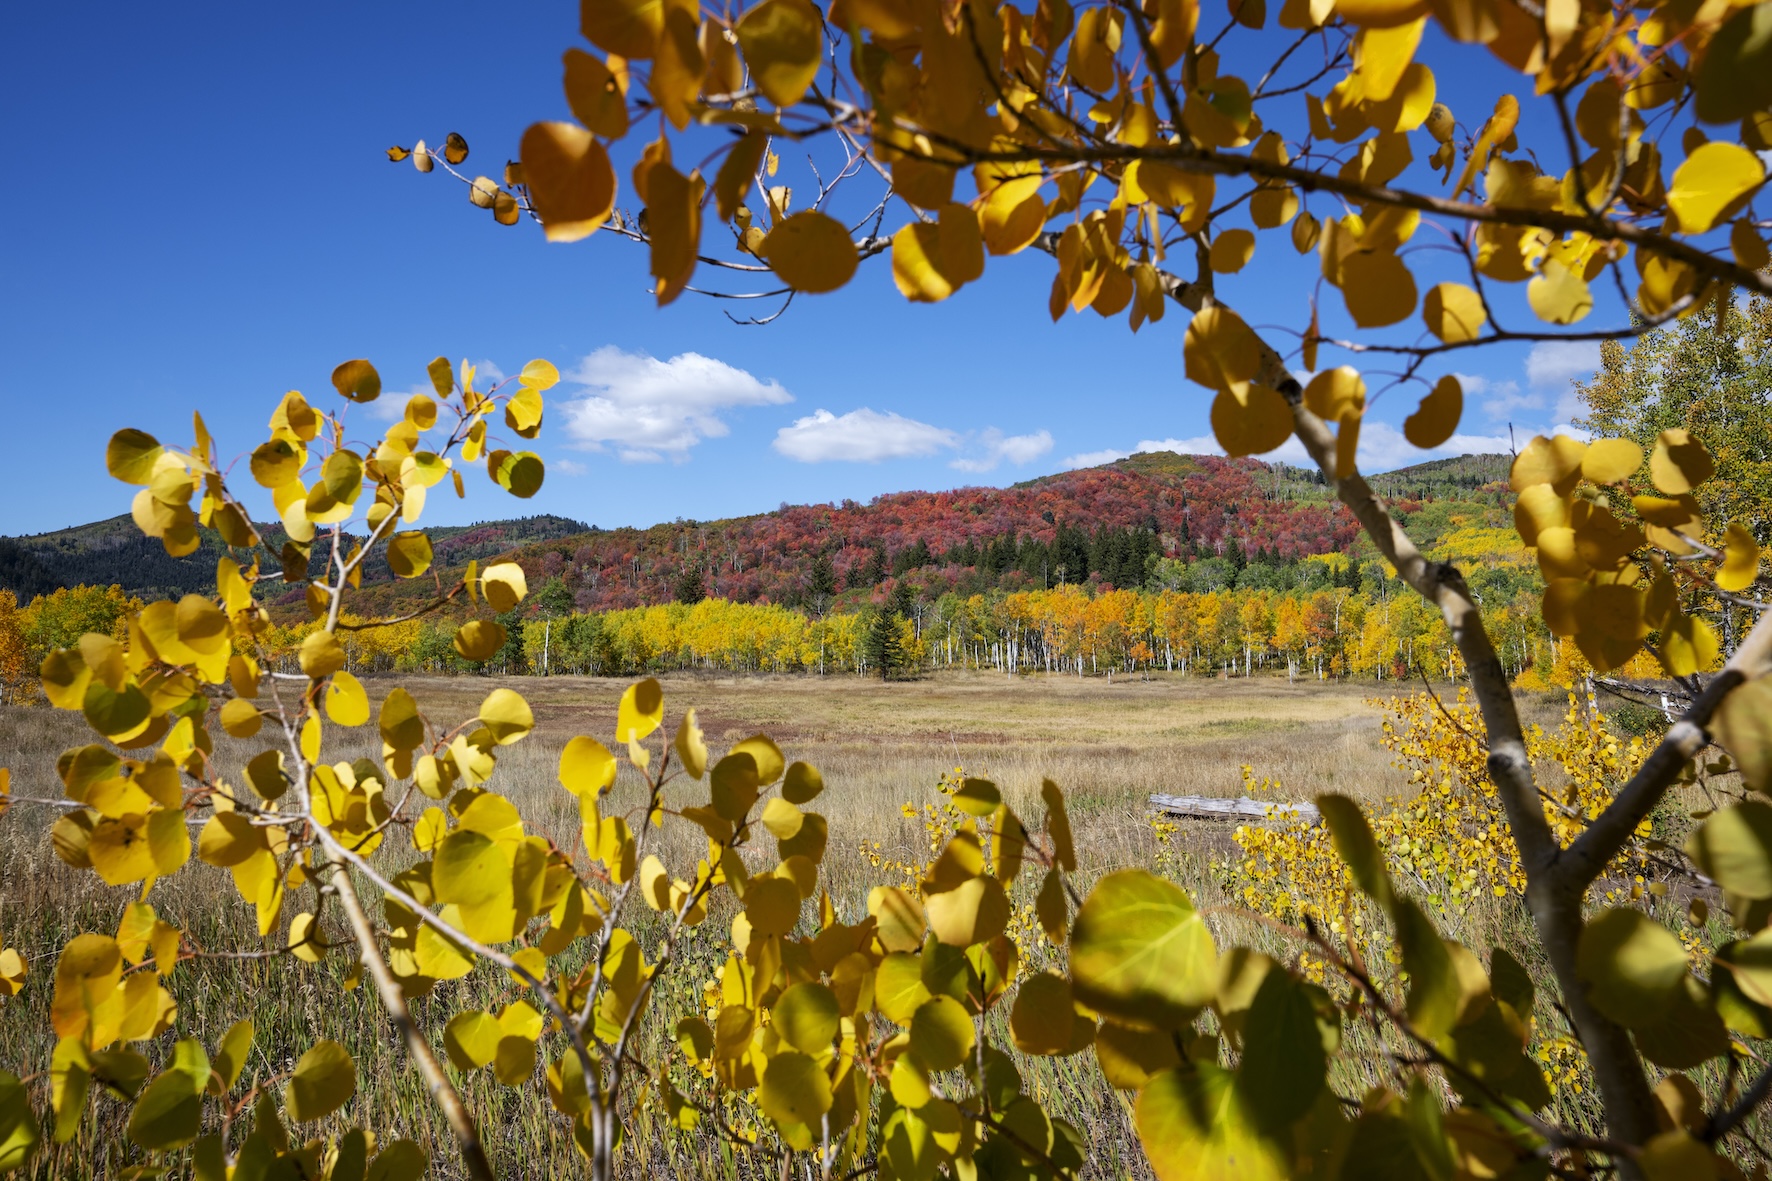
581, 0, 682, 59
639, 151, 703, 305
299, 632, 346, 679
480, 688, 534, 745
560, 736, 618, 795
1651, 428, 1715, 495
891, 206, 984, 302
519, 122, 616, 243
1183, 306, 1262, 392
331, 360, 381, 404
1581, 437, 1643, 485
453, 620, 508, 663
1719, 523, 1763, 592
1511, 434, 1587, 491
1403, 376, 1462, 449
1208, 229, 1256, 273
324, 672, 370, 727
1357, 17, 1425, 102
1668, 141, 1765, 235
1302, 367, 1366, 422
714, 132, 767, 223
1340, 249, 1417, 326
1527, 258, 1593, 324
1211, 384, 1293, 457
736, 0, 823, 107
761, 211, 859, 293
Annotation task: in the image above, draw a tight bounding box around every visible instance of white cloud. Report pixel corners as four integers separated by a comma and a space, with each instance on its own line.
1060, 435, 1218, 470
1525, 340, 1602, 388
560, 346, 792, 462
553, 458, 589, 476
950, 428, 1054, 472
773, 408, 958, 463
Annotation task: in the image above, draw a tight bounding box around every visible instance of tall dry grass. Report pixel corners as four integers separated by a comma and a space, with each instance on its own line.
0, 671, 1554, 1178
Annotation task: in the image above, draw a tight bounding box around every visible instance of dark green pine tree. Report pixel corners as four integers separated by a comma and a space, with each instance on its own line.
674, 564, 706, 604
865, 579, 917, 680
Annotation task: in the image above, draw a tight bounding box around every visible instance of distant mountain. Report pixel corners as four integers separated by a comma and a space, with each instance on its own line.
0, 452, 1514, 615
0, 514, 591, 604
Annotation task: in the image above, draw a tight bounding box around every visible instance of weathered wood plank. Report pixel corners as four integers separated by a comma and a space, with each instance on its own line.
1149, 794, 1321, 823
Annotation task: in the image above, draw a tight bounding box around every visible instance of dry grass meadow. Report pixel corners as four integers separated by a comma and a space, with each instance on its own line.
0, 671, 1569, 1178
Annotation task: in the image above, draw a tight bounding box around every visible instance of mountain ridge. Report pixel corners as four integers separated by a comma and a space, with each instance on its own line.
0, 451, 1514, 613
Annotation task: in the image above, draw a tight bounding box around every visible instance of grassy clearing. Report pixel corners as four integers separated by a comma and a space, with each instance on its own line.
0, 672, 1564, 1178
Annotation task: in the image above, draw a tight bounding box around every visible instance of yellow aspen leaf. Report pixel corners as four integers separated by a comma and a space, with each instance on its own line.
1697, 4, 1772, 123
1357, 17, 1424, 102
759, 1051, 832, 1127
736, 0, 823, 107
1208, 229, 1256, 273
1127, 162, 1214, 232
1211, 383, 1293, 457
894, 158, 958, 210
745, 875, 802, 936
639, 154, 702, 305
762, 798, 805, 839
1527, 257, 1593, 324
290, 913, 325, 964
1071, 870, 1216, 1029
1334, 0, 1427, 25
761, 211, 859, 293
924, 874, 1010, 945
284, 1041, 355, 1123
480, 562, 528, 612
1183, 305, 1262, 391
1650, 428, 1715, 495
1291, 210, 1321, 252
433, 831, 518, 943
475, 688, 532, 746
330, 360, 380, 404
891, 205, 984, 302
1719, 523, 1763, 592
560, 736, 618, 796
1250, 186, 1297, 228
299, 631, 346, 679
1403, 375, 1462, 449
616, 677, 664, 743
1340, 249, 1417, 326
1715, 677, 1772, 791
581, 0, 684, 59
1659, 610, 1720, 677
1010, 971, 1076, 1055
1571, 438, 1639, 487
713, 131, 766, 223
979, 174, 1047, 255
107, 429, 165, 485
649, 8, 704, 129
639, 854, 672, 910
773, 982, 840, 1053
1453, 94, 1520, 199
1511, 434, 1586, 491
869, 886, 926, 953
324, 672, 369, 727
1576, 584, 1649, 672
1303, 367, 1366, 421
910, 996, 976, 1070
218, 697, 262, 739
453, 619, 507, 662
519, 122, 616, 243
1227, 0, 1264, 29
1732, 219, 1771, 271
1668, 142, 1766, 235
249, 439, 302, 488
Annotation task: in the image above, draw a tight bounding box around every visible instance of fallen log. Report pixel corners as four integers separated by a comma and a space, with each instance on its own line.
1149, 794, 1321, 823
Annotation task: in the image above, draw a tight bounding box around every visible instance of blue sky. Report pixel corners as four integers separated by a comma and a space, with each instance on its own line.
1, 1, 1614, 537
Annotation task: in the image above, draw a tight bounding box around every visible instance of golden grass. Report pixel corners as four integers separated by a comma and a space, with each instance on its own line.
0, 671, 1560, 1179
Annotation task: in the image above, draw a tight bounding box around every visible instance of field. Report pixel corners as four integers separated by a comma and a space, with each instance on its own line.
0, 671, 1563, 1178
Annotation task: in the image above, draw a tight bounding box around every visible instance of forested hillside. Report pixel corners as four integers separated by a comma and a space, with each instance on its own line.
0, 513, 590, 602
0, 451, 1514, 619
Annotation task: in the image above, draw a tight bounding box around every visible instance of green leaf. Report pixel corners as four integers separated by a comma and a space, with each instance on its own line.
284, 1040, 356, 1122
951, 778, 1001, 816
1394, 901, 1460, 1040
908, 996, 975, 1071
1135, 1064, 1286, 1181
126, 1069, 203, 1150
1317, 794, 1393, 907
1633, 977, 1730, 1070
1689, 800, 1772, 899
0, 1072, 41, 1171
759, 1051, 832, 1128
1236, 970, 1326, 1133
772, 982, 840, 1055
1069, 869, 1217, 1030
1577, 909, 1691, 1029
